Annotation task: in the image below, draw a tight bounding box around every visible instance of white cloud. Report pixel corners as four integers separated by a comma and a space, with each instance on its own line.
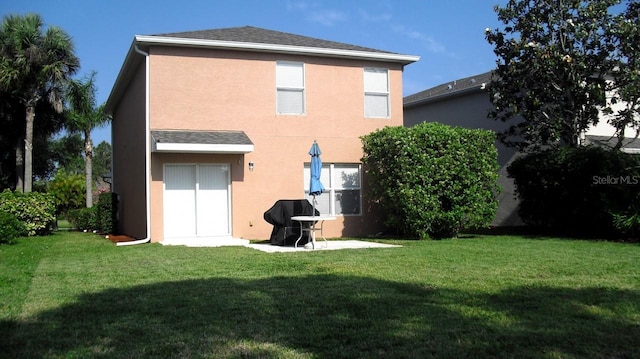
287, 1, 347, 26
307, 9, 348, 26
391, 24, 447, 54
358, 9, 392, 23
286, 1, 309, 11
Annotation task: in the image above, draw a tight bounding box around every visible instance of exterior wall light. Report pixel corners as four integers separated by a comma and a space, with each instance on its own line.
248, 161, 255, 171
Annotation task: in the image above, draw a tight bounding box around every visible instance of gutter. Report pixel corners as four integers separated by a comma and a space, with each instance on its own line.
117, 43, 151, 246
135, 35, 420, 65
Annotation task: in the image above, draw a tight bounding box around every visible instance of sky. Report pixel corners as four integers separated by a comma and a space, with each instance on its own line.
1, 0, 507, 145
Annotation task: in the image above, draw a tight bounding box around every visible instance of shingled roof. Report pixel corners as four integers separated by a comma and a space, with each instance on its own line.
154, 26, 394, 55
151, 130, 254, 154
404, 71, 493, 108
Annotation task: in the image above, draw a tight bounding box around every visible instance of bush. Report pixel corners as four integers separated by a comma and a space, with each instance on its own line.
48, 171, 86, 217
361, 122, 500, 239
0, 190, 56, 236
507, 146, 640, 238
95, 192, 118, 234
67, 207, 98, 231
0, 211, 26, 245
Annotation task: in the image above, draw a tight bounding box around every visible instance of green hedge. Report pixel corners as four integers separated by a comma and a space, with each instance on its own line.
0, 211, 26, 245
361, 122, 500, 239
96, 192, 118, 234
507, 146, 640, 238
67, 192, 118, 234
0, 190, 56, 236
67, 207, 98, 231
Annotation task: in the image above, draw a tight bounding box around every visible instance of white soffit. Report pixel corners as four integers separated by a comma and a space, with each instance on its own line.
153, 142, 254, 154
136, 35, 420, 64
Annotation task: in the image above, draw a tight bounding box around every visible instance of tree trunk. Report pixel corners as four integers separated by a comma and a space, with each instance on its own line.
15, 137, 24, 192
85, 129, 93, 208
24, 105, 35, 193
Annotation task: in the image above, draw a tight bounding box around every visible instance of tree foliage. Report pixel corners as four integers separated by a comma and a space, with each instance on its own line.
92, 141, 112, 184
48, 170, 85, 216
0, 13, 79, 192
361, 123, 499, 239
486, 0, 639, 151
50, 133, 85, 175
507, 146, 640, 238
0, 87, 67, 190
606, 1, 640, 147
65, 71, 110, 207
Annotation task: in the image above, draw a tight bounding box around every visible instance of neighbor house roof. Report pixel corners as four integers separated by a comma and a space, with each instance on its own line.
585, 135, 640, 154
151, 130, 254, 154
403, 71, 493, 108
106, 26, 419, 114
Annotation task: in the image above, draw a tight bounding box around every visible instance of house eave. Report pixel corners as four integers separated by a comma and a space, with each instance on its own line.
135, 35, 420, 65
106, 35, 419, 116
105, 41, 144, 115
153, 143, 255, 154
404, 85, 487, 109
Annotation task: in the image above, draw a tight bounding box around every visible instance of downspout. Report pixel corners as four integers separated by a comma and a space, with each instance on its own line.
118, 42, 151, 246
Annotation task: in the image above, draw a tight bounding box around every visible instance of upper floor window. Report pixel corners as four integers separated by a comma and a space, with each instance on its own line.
364, 67, 390, 118
276, 61, 305, 115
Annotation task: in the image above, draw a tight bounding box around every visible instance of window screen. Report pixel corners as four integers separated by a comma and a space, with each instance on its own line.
277, 62, 305, 114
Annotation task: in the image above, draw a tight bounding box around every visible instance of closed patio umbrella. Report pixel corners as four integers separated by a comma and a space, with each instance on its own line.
309, 140, 324, 216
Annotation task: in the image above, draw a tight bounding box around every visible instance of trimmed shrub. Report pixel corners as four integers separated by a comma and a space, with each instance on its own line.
361, 122, 500, 239
0, 211, 26, 245
67, 207, 98, 231
507, 146, 640, 238
0, 190, 56, 236
95, 192, 118, 234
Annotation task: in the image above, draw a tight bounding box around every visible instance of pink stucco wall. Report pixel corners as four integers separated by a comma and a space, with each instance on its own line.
141, 46, 405, 241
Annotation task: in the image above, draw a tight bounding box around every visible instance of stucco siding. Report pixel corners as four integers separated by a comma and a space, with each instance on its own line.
142, 46, 404, 241
111, 62, 148, 239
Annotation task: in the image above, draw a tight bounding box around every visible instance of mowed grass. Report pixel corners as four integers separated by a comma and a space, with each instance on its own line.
0, 232, 638, 358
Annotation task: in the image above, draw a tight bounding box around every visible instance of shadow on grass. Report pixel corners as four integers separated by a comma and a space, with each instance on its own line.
2, 275, 638, 358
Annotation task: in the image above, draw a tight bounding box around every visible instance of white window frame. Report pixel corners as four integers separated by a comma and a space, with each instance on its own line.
276, 61, 305, 115
364, 67, 390, 118
303, 163, 362, 216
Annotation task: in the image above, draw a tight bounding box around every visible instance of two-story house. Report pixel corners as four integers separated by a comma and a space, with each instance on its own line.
105, 26, 419, 245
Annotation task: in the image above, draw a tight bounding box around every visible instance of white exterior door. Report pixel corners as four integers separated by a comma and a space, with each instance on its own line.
164, 164, 230, 238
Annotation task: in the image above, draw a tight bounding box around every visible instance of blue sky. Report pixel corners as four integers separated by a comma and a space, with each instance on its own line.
1, 0, 506, 145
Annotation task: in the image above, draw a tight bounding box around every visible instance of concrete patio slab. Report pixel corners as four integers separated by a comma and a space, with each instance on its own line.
159, 237, 400, 252
245, 240, 401, 253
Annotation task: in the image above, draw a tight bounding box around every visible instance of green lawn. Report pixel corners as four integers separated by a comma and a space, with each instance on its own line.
1, 232, 638, 358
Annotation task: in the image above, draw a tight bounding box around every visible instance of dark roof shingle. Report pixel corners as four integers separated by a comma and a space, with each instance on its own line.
151, 130, 253, 146
153, 26, 395, 54
404, 71, 493, 107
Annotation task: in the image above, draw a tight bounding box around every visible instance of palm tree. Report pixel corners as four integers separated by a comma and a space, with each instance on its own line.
65, 72, 110, 207
0, 13, 79, 192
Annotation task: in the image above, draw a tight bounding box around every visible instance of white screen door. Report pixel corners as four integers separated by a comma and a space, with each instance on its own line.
197, 164, 230, 236
164, 164, 230, 238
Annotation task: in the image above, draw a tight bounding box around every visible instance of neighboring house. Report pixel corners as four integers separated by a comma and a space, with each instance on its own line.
403, 70, 639, 227
105, 26, 419, 245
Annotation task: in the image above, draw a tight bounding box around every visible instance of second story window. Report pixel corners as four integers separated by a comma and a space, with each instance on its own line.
364, 67, 390, 118
276, 61, 305, 115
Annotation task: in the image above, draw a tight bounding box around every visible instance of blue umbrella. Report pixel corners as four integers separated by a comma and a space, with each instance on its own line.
309, 140, 324, 216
